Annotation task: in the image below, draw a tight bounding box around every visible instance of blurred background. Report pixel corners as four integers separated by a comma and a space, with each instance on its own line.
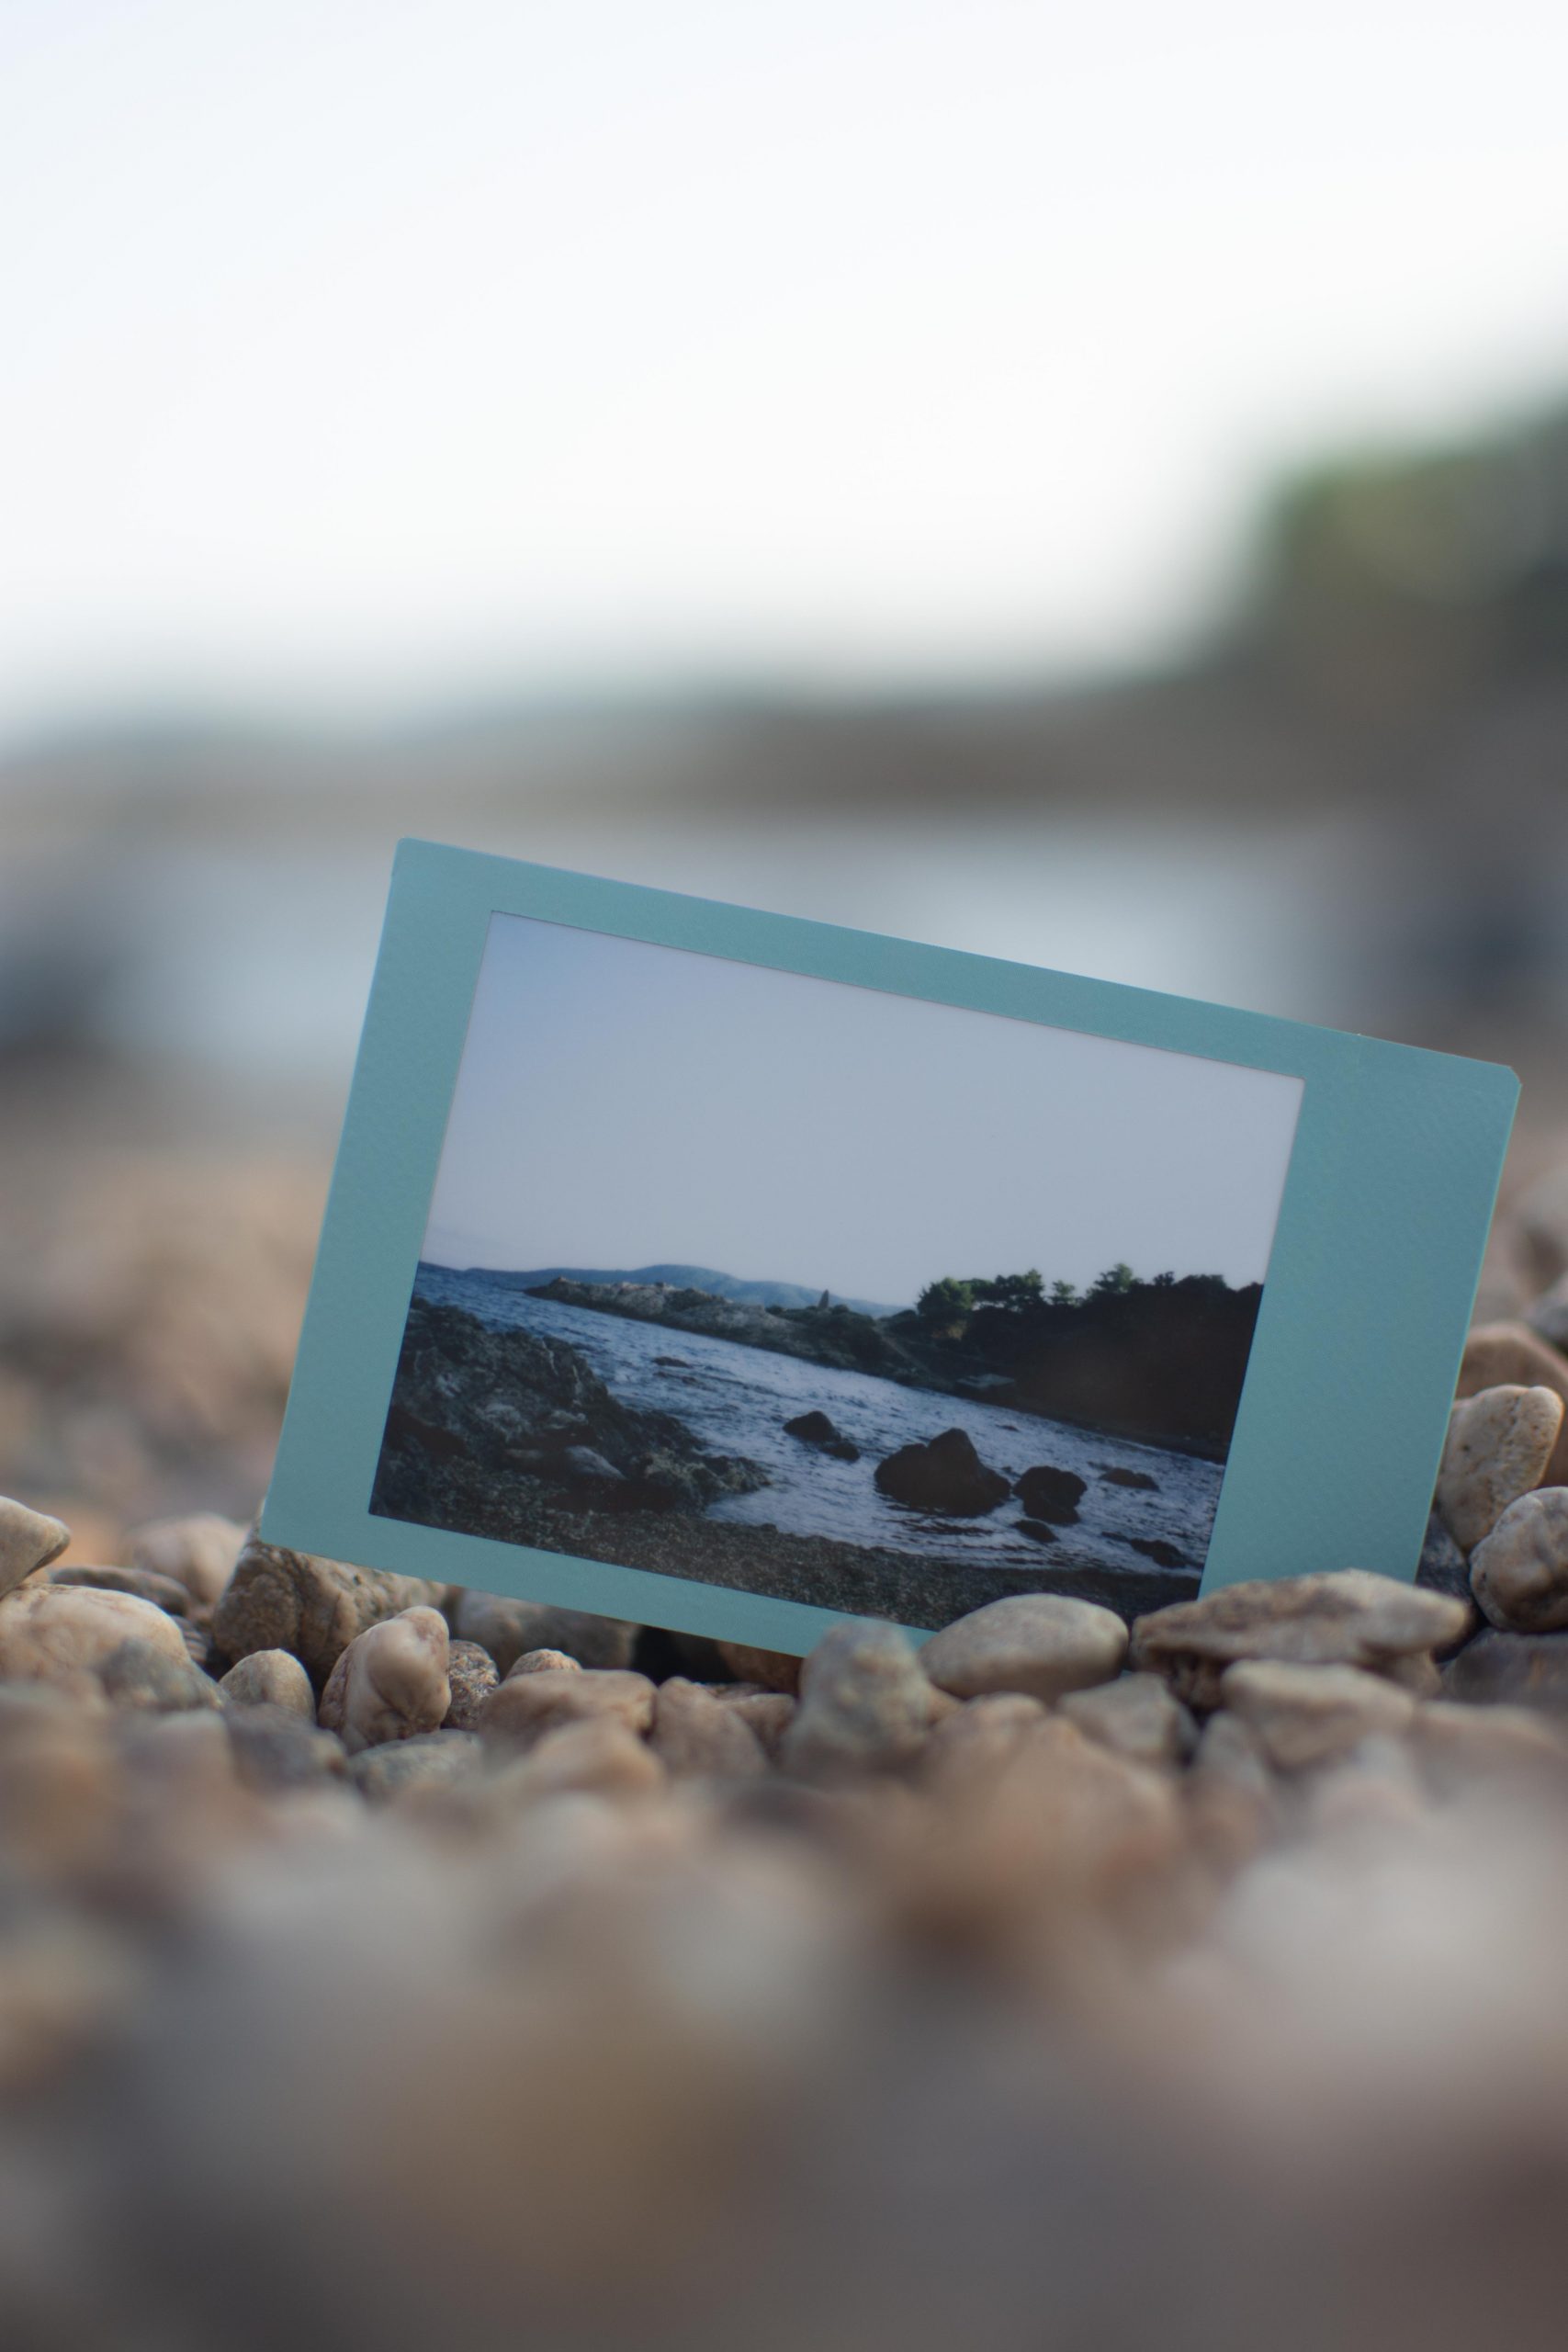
3, 0, 1567, 1537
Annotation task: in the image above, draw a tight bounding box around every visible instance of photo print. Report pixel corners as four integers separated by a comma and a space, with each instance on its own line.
368, 912, 1303, 1627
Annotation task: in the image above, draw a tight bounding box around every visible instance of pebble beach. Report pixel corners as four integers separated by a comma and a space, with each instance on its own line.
4, 1130, 1568, 2347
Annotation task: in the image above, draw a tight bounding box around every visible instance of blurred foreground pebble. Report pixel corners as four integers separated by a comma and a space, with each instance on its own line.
10, 1176, 1568, 2345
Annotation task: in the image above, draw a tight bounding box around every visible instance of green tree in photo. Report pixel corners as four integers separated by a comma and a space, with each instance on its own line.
1090, 1261, 1138, 1297
916, 1276, 975, 1327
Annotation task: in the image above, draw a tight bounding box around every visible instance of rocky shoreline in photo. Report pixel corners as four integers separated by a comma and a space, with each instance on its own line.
372, 1295, 1201, 1620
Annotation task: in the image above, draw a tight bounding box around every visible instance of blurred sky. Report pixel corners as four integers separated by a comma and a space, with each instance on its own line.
4, 0, 1568, 739
423, 913, 1304, 1297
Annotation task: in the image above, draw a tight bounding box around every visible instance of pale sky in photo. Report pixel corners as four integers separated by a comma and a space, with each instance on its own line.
423, 914, 1304, 1304
2, 0, 1567, 732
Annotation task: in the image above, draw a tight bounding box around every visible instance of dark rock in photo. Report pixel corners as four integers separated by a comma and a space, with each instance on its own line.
874, 1428, 1010, 1517
1016, 1518, 1061, 1544
1013, 1464, 1088, 1525
1128, 1536, 1187, 1569
1099, 1464, 1160, 1491
783, 1409, 860, 1462
372, 1298, 765, 1529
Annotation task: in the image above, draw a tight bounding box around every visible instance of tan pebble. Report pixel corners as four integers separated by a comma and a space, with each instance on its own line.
504, 1647, 583, 1679
1438, 1385, 1563, 1553
782, 1620, 934, 1781
479, 1668, 655, 1752
495, 1717, 666, 1803
219, 1649, 316, 1718
0, 1586, 190, 1685
921, 1589, 1128, 1702
715, 1641, 800, 1694
126, 1514, 246, 1610
316, 1607, 450, 1755
1469, 1487, 1568, 1634
919, 1594, 1127, 1705
442, 1639, 501, 1730
649, 1679, 767, 1780
0, 1689, 117, 1874
348, 1728, 480, 1803
1219, 1658, 1416, 1771
1302, 1733, 1429, 1834
1131, 1568, 1471, 1709
1413, 1698, 1568, 1784
719, 1690, 795, 1758
51, 1565, 190, 1616
1379, 1650, 1444, 1698
1058, 1672, 1196, 1767
0, 1497, 70, 1603
1458, 1325, 1568, 1485
928, 1715, 1182, 1914
922, 1693, 1050, 1797
211, 1537, 442, 1682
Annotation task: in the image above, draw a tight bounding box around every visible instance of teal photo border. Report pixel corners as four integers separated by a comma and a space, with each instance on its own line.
261, 839, 1518, 1653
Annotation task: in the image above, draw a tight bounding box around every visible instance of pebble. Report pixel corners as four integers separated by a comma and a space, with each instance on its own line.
479, 1667, 657, 1752
716, 1690, 795, 1758
348, 1729, 482, 1804
780, 1620, 935, 1781
1190, 1708, 1277, 1806
449, 1588, 636, 1674
1058, 1672, 1197, 1768
211, 1539, 443, 1683
442, 1639, 501, 1730
1412, 1700, 1568, 1783
504, 1648, 583, 1679
715, 1642, 802, 1694
921, 1693, 1050, 1798
1468, 1487, 1568, 1634
1441, 1626, 1568, 1714
226, 1703, 348, 1792
125, 1514, 247, 1611
218, 1649, 316, 1718
1437, 1385, 1563, 1553
1218, 1659, 1417, 1770
1457, 1325, 1568, 1484
0, 1686, 117, 1874
494, 1716, 666, 1804
649, 1679, 768, 1780
0, 1496, 70, 1601
96, 1639, 225, 1714
0, 1584, 192, 1685
919, 1593, 1128, 1705
51, 1565, 192, 1616
1130, 1569, 1470, 1709
316, 1608, 451, 1756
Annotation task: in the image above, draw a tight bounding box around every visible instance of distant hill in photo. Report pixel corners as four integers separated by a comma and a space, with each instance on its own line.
444, 1261, 907, 1320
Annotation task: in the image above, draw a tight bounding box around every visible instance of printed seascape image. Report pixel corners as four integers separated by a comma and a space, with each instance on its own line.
370, 915, 1304, 1629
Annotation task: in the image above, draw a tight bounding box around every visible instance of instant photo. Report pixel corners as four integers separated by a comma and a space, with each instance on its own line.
263, 843, 1517, 1651
367, 911, 1302, 1624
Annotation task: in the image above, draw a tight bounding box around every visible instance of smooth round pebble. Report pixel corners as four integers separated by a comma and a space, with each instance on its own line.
1438, 1385, 1563, 1553
219, 1649, 316, 1719
919, 1594, 1127, 1705
0, 1497, 71, 1602
1469, 1487, 1568, 1634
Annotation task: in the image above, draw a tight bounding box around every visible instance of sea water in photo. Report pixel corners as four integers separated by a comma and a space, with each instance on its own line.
416, 1264, 1218, 1587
